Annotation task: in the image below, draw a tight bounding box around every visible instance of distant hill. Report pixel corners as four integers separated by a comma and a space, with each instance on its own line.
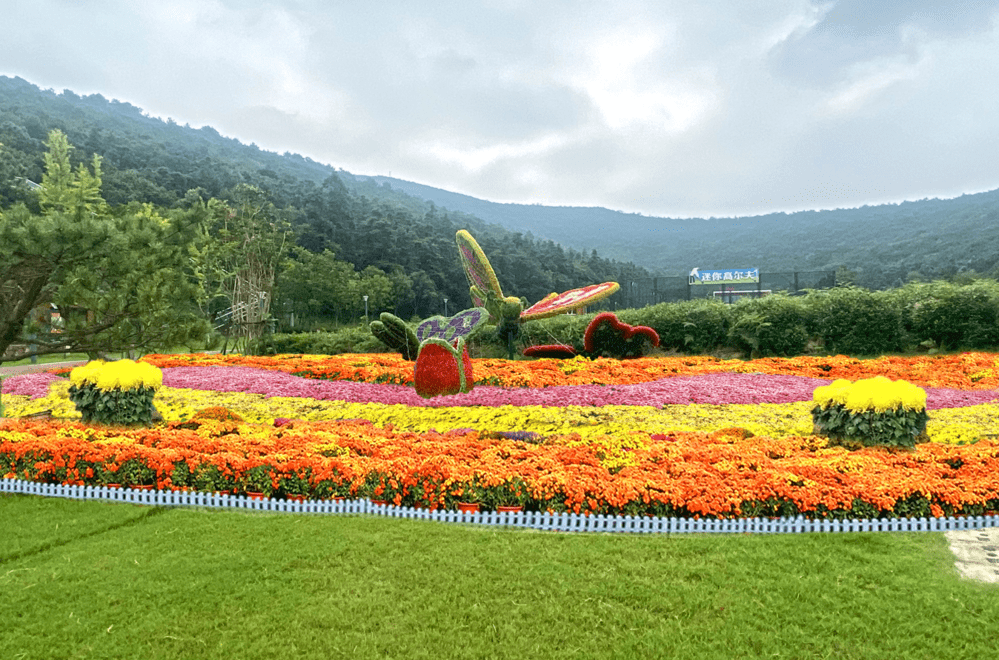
357, 175, 999, 287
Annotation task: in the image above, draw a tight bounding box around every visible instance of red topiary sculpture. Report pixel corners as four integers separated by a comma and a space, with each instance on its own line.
522, 344, 577, 359
583, 312, 660, 359
414, 337, 475, 398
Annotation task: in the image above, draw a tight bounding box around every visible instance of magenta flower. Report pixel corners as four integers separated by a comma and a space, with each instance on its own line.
1, 373, 62, 399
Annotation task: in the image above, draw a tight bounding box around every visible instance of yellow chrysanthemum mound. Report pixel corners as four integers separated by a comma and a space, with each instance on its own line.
811, 376, 929, 449
70, 359, 163, 392
812, 376, 926, 413
68, 360, 162, 427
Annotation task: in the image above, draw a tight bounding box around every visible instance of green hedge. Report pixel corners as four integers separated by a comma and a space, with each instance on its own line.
254, 279, 999, 358
254, 326, 386, 356
805, 287, 906, 356
891, 281, 999, 351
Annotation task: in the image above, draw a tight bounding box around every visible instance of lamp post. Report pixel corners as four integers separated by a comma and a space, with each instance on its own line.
363, 295, 369, 325
444, 297, 448, 316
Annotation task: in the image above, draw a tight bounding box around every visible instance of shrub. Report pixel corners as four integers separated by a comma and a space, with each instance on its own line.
811, 377, 929, 449
728, 294, 810, 357
255, 327, 386, 355
895, 280, 999, 350
643, 299, 732, 354
804, 287, 904, 355
67, 360, 163, 427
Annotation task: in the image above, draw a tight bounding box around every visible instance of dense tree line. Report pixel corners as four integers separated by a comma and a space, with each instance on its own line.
0, 75, 650, 327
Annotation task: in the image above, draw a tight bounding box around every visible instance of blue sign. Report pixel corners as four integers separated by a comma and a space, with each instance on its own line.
689, 268, 759, 285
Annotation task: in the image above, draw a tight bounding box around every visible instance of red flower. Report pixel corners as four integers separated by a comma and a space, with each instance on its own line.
583, 312, 660, 358
414, 338, 474, 398
523, 344, 577, 359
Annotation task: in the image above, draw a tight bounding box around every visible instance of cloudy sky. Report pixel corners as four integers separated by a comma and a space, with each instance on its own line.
3, 0, 999, 218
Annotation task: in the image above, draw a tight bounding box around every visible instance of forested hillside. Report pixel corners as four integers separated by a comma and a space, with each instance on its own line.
0, 75, 650, 324
362, 180, 999, 290
3, 74, 996, 302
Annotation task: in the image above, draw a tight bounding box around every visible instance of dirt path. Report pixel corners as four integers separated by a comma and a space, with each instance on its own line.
0, 360, 87, 378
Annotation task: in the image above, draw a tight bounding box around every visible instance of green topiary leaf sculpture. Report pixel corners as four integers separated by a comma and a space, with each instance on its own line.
416, 307, 490, 345
413, 336, 474, 399
369, 312, 420, 360
456, 229, 619, 322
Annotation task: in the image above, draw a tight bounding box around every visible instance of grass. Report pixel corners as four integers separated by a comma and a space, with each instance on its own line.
2, 495, 998, 659
1, 343, 224, 368
1, 352, 92, 367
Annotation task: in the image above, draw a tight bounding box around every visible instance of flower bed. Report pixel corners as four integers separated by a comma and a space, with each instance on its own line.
3, 352, 999, 519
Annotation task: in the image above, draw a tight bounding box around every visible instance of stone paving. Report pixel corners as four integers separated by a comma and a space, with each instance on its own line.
946, 528, 999, 584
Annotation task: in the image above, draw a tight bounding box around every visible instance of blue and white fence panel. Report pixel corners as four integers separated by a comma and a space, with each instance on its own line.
4, 478, 998, 535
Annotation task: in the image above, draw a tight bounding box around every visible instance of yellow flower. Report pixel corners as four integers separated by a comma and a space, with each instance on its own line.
898, 381, 927, 411
830, 376, 927, 414
95, 369, 124, 390
70, 359, 163, 392
844, 380, 878, 413
70, 360, 105, 387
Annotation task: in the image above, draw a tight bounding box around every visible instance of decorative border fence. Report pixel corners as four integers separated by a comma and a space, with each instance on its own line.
4, 478, 998, 535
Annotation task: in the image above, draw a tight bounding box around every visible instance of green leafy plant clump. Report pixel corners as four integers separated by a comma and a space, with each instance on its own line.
369, 312, 420, 360
67, 359, 163, 427
811, 377, 930, 449
68, 383, 158, 427
812, 405, 930, 450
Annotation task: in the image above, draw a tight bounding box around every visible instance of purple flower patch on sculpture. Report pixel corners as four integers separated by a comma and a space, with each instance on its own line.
416, 308, 490, 344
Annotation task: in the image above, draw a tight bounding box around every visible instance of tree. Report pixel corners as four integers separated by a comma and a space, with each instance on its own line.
38, 129, 106, 219
0, 136, 41, 210
201, 184, 291, 348
355, 265, 394, 319
0, 132, 210, 363
274, 246, 359, 326
385, 265, 414, 316
274, 247, 397, 327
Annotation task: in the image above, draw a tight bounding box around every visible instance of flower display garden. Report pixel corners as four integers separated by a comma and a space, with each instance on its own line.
4, 350, 999, 523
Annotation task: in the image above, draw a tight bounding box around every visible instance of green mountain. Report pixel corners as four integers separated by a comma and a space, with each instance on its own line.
360, 175, 999, 288
3, 73, 996, 297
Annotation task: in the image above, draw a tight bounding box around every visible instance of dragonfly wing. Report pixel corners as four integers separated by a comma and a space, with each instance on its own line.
456, 230, 505, 301
520, 282, 620, 321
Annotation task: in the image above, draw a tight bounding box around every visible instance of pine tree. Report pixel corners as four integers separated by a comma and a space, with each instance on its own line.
38, 129, 105, 219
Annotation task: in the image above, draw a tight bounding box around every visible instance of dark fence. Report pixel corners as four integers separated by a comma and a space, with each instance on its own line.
603, 271, 836, 309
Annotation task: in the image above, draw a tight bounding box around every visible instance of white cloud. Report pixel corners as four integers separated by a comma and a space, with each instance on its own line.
821, 29, 931, 115
572, 28, 720, 133
418, 133, 572, 172
755, 1, 834, 55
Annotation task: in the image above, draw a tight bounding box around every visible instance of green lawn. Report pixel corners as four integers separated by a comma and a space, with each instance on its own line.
1, 345, 222, 368
1, 352, 92, 367
2, 494, 997, 659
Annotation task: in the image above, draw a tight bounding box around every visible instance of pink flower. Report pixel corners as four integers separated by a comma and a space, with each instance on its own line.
1, 373, 62, 399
